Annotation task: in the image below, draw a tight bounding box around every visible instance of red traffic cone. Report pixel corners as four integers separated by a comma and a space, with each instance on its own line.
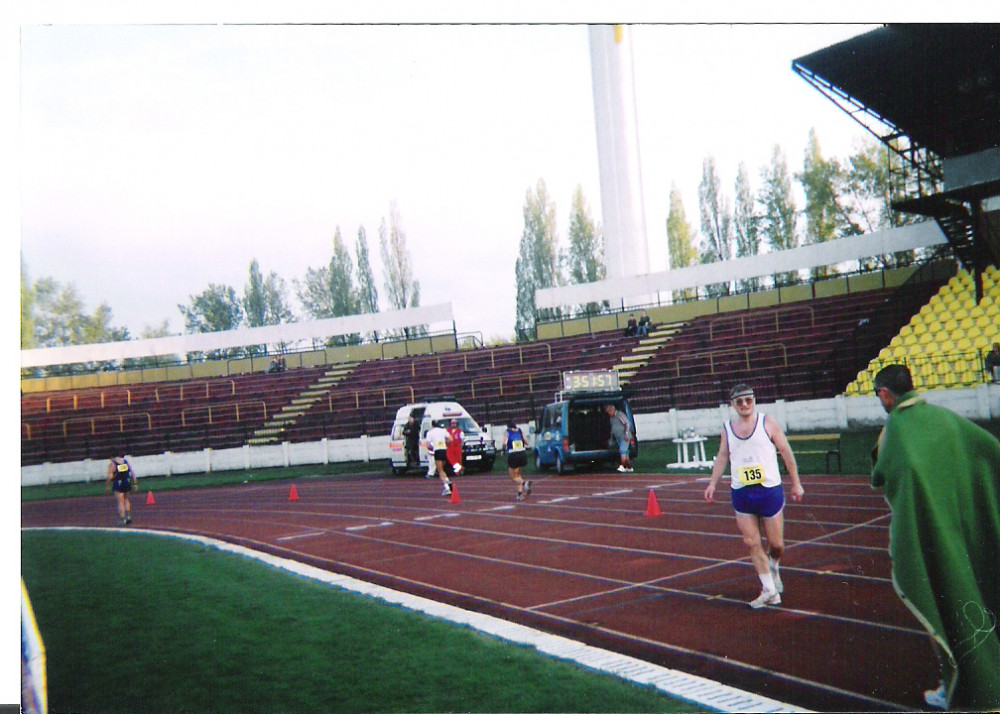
288, 485, 299, 501
645, 489, 661, 517
449, 485, 461, 504
145, 491, 156, 505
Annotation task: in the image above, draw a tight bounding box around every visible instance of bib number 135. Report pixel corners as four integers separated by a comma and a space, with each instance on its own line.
738, 465, 764, 486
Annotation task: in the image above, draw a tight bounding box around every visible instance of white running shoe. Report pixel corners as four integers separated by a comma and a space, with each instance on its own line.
441, 485, 452, 497
769, 559, 784, 594
617, 465, 627, 473
923, 682, 946, 710
749, 590, 781, 609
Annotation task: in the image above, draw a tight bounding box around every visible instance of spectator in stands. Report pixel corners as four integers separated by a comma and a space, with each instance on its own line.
502, 422, 532, 502
424, 420, 454, 497
446, 418, 464, 477
277, 355, 286, 372
267, 358, 280, 373
637, 310, 652, 337
105, 450, 137, 525
871, 364, 1000, 711
402, 416, 421, 468
703, 384, 803, 610
623, 314, 638, 337
605, 404, 634, 473
985, 341, 1000, 382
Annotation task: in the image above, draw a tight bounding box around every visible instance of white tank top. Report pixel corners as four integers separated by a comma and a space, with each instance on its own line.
724, 412, 782, 489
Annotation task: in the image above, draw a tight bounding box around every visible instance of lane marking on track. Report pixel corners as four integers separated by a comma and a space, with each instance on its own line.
538, 496, 580, 503
276, 530, 327, 542
479, 506, 516, 512
594, 489, 633, 497
345, 521, 393, 532
414, 513, 461, 521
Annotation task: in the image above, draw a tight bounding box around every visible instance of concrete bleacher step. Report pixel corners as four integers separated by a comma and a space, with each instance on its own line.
611, 322, 686, 384
248, 363, 358, 445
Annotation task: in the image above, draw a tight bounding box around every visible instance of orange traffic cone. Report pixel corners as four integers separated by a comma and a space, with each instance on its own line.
449, 485, 461, 504
645, 490, 661, 517
288, 485, 299, 501
145, 491, 156, 505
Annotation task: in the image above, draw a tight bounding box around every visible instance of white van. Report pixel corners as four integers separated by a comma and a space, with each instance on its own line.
388, 401, 497, 476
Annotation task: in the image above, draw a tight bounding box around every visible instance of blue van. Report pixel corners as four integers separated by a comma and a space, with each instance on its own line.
534, 389, 637, 474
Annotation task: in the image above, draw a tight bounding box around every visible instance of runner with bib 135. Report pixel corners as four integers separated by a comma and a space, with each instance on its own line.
703, 384, 803, 609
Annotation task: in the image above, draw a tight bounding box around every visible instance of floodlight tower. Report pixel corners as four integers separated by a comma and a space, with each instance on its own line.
589, 24, 651, 282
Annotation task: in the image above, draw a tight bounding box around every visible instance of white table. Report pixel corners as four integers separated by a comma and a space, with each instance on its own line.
667, 436, 714, 469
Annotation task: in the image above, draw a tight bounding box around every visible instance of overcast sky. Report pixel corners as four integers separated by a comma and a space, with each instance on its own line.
17, 18, 885, 344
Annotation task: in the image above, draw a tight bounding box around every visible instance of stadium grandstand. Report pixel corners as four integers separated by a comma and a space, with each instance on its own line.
20, 24, 1000, 483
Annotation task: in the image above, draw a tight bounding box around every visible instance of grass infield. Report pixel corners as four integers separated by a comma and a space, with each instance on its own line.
21, 530, 697, 714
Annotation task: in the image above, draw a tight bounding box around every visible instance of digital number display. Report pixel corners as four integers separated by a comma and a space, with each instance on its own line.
562, 370, 620, 392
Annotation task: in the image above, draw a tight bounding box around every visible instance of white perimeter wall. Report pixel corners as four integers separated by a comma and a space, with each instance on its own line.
22, 384, 999, 486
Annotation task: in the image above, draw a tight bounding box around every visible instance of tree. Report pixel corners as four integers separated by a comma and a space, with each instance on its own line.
565, 185, 606, 317
294, 228, 362, 346
296, 266, 336, 320
759, 144, 799, 286
798, 129, 845, 279
378, 202, 423, 338
21, 267, 130, 375
21, 255, 35, 350
842, 138, 920, 269
355, 225, 380, 341
698, 156, 734, 295
665, 184, 698, 302
514, 179, 562, 339
178, 283, 243, 360
243, 259, 293, 355
733, 163, 762, 292
29, 276, 129, 349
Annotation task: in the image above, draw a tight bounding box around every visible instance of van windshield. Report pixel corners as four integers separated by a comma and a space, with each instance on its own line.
448, 417, 482, 435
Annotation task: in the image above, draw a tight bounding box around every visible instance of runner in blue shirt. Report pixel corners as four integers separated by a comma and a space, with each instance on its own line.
503, 422, 532, 502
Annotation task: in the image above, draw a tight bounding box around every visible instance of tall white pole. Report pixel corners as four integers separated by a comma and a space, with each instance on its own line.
588, 24, 649, 282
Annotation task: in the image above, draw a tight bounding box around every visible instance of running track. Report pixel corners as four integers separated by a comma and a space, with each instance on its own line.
21, 470, 941, 712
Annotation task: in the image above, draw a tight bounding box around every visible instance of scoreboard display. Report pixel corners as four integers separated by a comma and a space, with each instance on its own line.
562, 370, 620, 393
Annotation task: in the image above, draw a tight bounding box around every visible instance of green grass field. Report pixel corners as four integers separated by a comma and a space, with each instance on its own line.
21, 531, 699, 714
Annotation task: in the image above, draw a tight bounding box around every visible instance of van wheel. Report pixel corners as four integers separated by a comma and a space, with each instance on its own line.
555, 454, 568, 475
535, 452, 549, 472
391, 465, 407, 476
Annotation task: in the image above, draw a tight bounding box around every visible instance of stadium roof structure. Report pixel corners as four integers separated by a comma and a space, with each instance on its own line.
793, 24, 1000, 296
794, 24, 1000, 161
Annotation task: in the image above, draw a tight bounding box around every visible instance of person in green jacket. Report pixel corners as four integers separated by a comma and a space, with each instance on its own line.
872, 364, 1000, 711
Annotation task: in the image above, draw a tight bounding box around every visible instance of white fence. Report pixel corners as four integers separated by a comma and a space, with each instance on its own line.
21, 383, 999, 487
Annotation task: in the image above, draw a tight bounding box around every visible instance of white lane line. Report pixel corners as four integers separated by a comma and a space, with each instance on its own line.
276, 531, 326, 542
345, 521, 393, 532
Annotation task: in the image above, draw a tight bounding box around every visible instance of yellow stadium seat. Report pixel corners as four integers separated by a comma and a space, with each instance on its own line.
972, 333, 991, 350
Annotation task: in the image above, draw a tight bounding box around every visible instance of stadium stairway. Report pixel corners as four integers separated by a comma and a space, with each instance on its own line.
245, 362, 358, 445
612, 322, 686, 385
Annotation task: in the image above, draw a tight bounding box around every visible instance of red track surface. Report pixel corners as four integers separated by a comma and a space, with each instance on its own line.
22, 471, 941, 711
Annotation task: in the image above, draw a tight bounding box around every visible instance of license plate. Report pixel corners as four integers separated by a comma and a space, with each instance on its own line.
466, 455, 481, 460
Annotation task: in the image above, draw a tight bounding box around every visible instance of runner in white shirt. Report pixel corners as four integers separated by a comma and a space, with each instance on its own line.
703, 384, 804, 609
425, 421, 454, 496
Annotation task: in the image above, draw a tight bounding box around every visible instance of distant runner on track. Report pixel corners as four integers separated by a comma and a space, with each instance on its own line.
105, 450, 137, 525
